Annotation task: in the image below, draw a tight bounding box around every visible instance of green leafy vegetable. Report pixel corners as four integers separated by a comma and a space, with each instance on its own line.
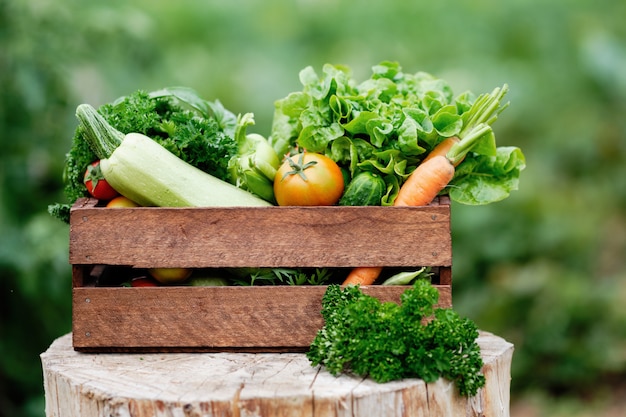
270, 61, 525, 206
449, 146, 526, 204
307, 280, 486, 396
229, 267, 334, 286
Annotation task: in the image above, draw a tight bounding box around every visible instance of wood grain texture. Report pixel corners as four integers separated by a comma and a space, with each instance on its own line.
69, 197, 451, 268
69, 197, 453, 351
72, 285, 452, 352
42, 331, 513, 417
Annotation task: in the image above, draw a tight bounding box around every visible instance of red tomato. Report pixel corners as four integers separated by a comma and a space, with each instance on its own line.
274, 152, 345, 206
84, 161, 119, 200
130, 277, 159, 287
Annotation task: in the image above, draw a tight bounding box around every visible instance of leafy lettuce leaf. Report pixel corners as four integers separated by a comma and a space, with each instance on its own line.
449, 147, 526, 204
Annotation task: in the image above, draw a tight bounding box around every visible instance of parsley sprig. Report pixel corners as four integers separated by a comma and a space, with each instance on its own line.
307, 279, 486, 397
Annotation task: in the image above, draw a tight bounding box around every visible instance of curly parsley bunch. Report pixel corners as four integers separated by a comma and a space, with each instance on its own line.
307, 279, 486, 397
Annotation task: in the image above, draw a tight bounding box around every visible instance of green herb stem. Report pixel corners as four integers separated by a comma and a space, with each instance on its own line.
459, 84, 509, 138
446, 123, 492, 165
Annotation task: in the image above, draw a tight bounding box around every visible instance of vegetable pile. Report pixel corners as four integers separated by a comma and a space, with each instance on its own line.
307, 279, 486, 396
48, 87, 277, 221
74, 104, 271, 208
49, 61, 525, 220
270, 61, 525, 206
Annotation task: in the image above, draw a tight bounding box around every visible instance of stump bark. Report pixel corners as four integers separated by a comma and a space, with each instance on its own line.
41, 331, 513, 417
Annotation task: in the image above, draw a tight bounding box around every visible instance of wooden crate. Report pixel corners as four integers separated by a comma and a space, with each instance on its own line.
70, 196, 453, 352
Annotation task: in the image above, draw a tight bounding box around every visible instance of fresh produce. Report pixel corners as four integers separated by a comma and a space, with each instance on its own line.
148, 267, 192, 284
49, 88, 268, 221
274, 152, 344, 206
380, 267, 431, 285
342, 85, 519, 285
83, 160, 119, 200
421, 136, 462, 165
270, 61, 525, 206
187, 276, 230, 286
307, 279, 485, 396
341, 266, 384, 287
75, 104, 272, 208
130, 277, 160, 287
46, 65, 526, 293
338, 171, 386, 206
228, 113, 281, 203
229, 267, 334, 286
394, 155, 456, 206
106, 196, 140, 208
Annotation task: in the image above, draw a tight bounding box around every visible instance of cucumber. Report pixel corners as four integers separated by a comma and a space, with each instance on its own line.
339, 171, 386, 206
76, 104, 271, 207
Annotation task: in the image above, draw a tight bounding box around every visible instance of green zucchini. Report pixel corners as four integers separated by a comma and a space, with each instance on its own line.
339, 171, 386, 206
76, 104, 271, 207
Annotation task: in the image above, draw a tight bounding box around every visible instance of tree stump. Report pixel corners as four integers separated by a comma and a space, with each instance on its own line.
41, 332, 513, 417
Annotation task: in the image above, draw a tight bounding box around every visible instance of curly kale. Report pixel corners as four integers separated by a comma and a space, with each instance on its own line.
307, 279, 486, 397
49, 89, 238, 223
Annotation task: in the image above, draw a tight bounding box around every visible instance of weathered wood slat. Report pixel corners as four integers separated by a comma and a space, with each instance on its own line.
69, 198, 452, 268
42, 331, 513, 417
72, 285, 452, 352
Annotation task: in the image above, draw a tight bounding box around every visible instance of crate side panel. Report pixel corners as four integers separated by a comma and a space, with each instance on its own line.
72, 285, 451, 351
72, 286, 324, 349
70, 205, 451, 268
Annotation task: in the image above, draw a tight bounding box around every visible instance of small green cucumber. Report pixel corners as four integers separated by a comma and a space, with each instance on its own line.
339, 171, 386, 206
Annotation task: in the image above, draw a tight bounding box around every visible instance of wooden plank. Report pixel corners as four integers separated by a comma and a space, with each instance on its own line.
42, 331, 513, 417
439, 266, 452, 285
69, 198, 451, 268
72, 285, 452, 352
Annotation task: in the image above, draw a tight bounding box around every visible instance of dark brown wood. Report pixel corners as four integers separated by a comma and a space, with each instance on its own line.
69, 198, 452, 268
71, 265, 86, 287
439, 266, 452, 285
72, 285, 452, 352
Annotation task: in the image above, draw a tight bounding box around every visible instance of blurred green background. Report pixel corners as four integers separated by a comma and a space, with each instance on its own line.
1, 0, 625, 416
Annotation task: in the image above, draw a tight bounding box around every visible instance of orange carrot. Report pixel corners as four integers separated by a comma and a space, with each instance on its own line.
393, 155, 455, 206
342, 266, 384, 287
422, 137, 465, 167
394, 122, 494, 209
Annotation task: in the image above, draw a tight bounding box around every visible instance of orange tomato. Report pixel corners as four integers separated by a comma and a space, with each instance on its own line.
106, 196, 140, 208
274, 153, 344, 206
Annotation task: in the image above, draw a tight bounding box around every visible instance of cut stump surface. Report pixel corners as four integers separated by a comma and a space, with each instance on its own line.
41, 332, 513, 417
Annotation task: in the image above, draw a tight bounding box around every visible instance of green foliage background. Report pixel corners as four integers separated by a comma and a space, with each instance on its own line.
1, 0, 625, 415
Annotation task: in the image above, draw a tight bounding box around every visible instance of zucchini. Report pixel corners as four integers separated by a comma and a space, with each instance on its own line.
339, 171, 386, 206
76, 104, 271, 207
